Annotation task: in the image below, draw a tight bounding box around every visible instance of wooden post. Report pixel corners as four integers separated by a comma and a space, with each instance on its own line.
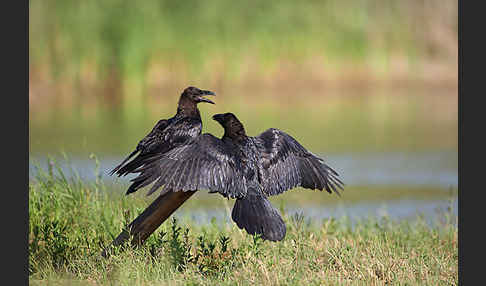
102, 190, 196, 257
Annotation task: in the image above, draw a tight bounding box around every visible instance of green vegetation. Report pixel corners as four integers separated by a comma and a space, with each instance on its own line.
30, 0, 457, 78
29, 158, 457, 285
29, 2, 458, 282
29, 0, 457, 157
29, 0, 457, 118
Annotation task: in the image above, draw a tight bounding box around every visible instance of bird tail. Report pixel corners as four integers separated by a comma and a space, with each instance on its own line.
231, 189, 286, 242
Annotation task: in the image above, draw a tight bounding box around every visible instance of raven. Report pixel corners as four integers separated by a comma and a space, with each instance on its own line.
130, 112, 343, 242
215, 112, 344, 241
109, 86, 215, 195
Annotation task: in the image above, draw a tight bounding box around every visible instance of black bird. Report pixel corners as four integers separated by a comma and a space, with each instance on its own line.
109, 86, 215, 195
128, 112, 343, 242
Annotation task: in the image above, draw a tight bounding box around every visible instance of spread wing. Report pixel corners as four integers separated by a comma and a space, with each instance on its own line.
110, 117, 202, 177
126, 134, 247, 199
254, 128, 344, 196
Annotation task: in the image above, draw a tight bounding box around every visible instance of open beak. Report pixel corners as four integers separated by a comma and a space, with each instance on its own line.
198, 90, 216, 104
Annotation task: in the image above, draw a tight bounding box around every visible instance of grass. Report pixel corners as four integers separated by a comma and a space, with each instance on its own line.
99, 178, 457, 211
29, 158, 458, 285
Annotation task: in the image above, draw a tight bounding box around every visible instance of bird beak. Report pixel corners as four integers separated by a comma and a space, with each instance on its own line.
212, 114, 224, 122
198, 90, 216, 104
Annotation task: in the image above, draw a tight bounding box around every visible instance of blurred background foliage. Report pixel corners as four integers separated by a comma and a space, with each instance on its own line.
29, 0, 457, 156
29, 0, 458, 240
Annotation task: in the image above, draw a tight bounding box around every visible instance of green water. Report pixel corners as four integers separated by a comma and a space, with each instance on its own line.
29, 85, 458, 227
29, 87, 457, 156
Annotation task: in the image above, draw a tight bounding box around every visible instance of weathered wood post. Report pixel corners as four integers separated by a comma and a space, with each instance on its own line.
102, 190, 196, 257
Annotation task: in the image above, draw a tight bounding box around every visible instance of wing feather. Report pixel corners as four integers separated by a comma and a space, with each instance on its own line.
110, 118, 202, 178
126, 134, 247, 198
254, 128, 344, 196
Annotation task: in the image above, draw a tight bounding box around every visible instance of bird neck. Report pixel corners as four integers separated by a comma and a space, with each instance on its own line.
176, 96, 201, 119
223, 123, 247, 143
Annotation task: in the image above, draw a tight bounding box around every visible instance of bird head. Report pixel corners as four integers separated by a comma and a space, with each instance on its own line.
212, 112, 236, 125
212, 113, 246, 138
181, 86, 216, 104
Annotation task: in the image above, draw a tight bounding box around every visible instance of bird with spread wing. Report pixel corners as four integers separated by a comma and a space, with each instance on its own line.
125, 112, 344, 242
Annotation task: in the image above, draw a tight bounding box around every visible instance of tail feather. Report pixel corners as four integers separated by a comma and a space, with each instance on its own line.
231, 191, 286, 242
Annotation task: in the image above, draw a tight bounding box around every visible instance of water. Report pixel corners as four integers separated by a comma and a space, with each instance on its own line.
29, 87, 458, 227
333, 151, 457, 187
29, 150, 458, 226
29, 150, 458, 188
173, 199, 458, 228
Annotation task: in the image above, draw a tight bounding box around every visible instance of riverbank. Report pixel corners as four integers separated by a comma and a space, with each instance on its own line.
29, 162, 457, 285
